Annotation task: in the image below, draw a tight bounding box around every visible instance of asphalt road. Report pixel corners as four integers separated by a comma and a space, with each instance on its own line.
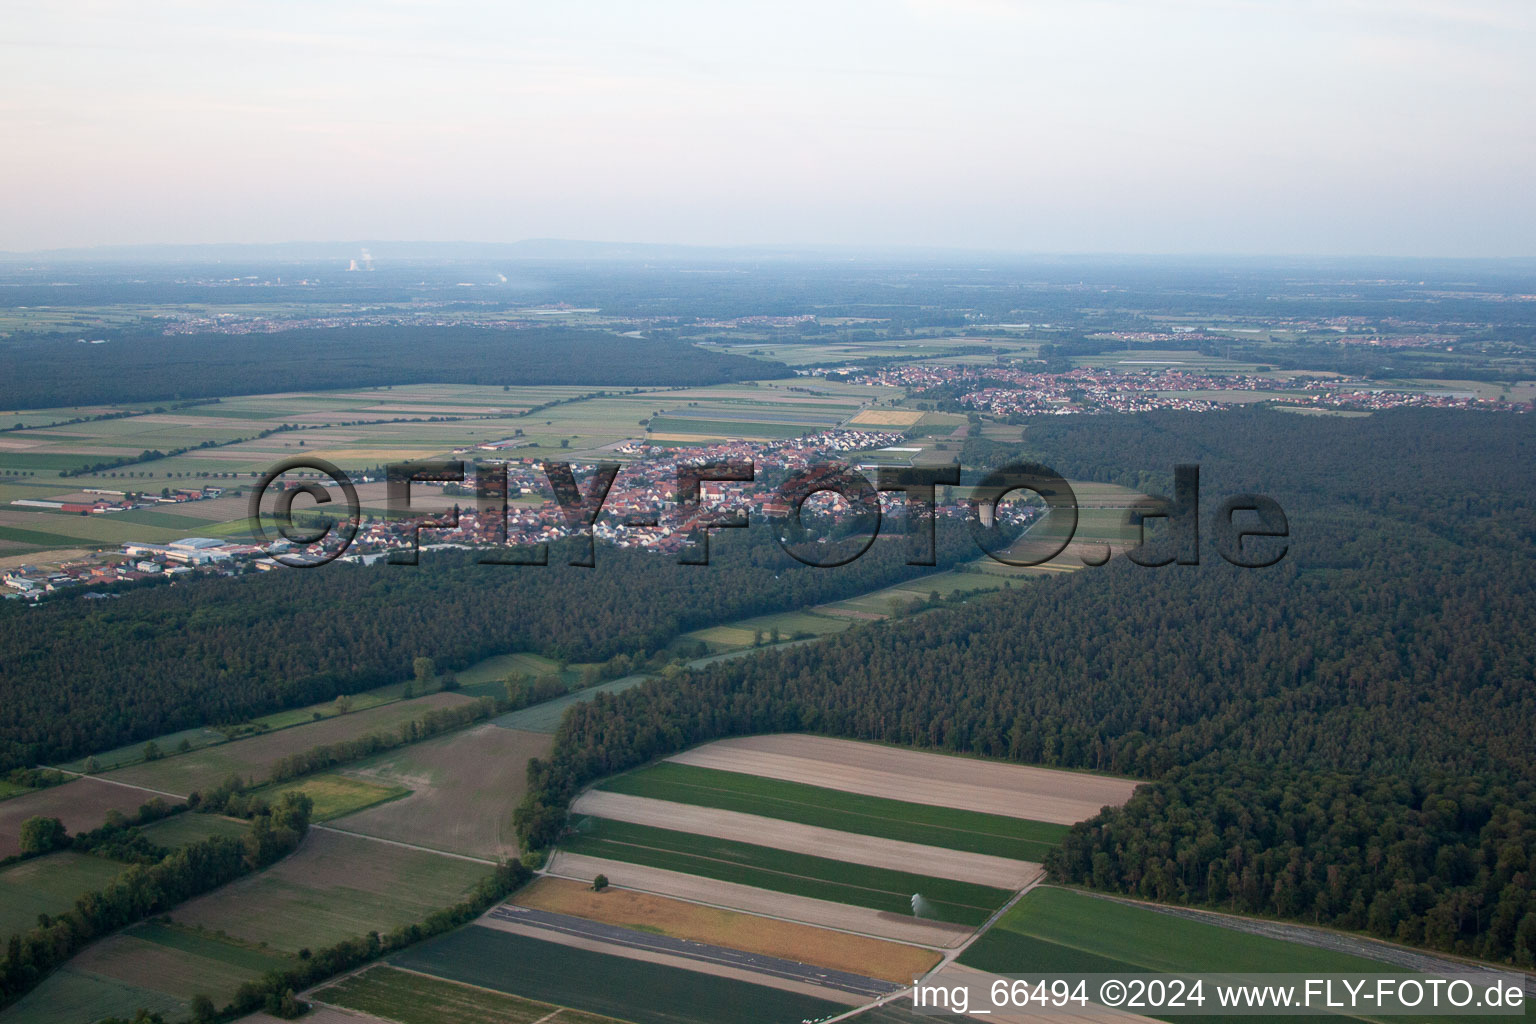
484, 903, 903, 998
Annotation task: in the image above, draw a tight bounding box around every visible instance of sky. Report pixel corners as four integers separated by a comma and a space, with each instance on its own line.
3, 0, 1534, 256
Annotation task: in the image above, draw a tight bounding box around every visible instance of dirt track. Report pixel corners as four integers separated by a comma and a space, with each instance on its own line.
547, 852, 975, 949
573, 790, 1040, 889
667, 734, 1138, 825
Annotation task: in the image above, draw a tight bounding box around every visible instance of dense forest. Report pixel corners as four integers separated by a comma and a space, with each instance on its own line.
0, 327, 787, 408
0, 527, 973, 770
518, 408, 1536, 964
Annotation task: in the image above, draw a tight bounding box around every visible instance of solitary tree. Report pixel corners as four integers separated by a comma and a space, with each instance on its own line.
592, 873, 610, 892
142, 740, 162, 761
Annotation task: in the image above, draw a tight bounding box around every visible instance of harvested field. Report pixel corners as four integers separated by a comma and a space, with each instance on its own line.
168, 829, 490, 951
598, 762, 1068, 860
849, 409, 925, 426
396, 924, 851, 1024
475, 914, 865, 1005
0, 778, 162, 858
573, 791, 1039, 889
514, 876, 940, 983
316, 966, 630, 1024
104, 692, 476, 795
332, 725, 552, 858
669, 734, 1138, 825
547, 852, 974, 948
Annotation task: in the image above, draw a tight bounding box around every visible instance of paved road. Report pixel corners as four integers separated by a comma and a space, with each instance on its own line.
484, 904, 902, 999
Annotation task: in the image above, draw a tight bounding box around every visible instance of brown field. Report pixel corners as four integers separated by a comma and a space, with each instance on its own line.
168, 829, 491, 951
514, 876, 941, 983
0, 779, 163, 857
667, 734, 1138, 825
104, 692, 477, 796
547, 851, 973, 948
331, 725, 553, 858
571, 791, 1038, 889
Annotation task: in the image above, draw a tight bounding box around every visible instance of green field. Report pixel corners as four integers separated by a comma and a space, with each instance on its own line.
954, 887, 1527, 1024
392, 926, 847, 1024
0, 966, 185, 1024
599, 761, 1067, 860
563, 817, 1010, 925
0, 851, 125, 939
249, 772, 410, 821
318, 965, 630, 1024
963, 886, 1403, 976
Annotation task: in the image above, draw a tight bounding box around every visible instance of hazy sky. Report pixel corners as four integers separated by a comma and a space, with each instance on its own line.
4, 0, 1534, 256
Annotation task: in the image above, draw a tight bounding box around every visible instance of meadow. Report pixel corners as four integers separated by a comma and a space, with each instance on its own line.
0, 852, 125, 939
138, 812, 249, 848
167, 829, 490, 951
391, 926, 847, 1024
561, 817, 1010, 925
596, 762, 1068, 860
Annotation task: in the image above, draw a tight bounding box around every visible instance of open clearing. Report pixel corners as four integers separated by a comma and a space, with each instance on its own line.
559, 818, 1009, 925
514, 876, 940, 983
138, 811, 248, 847
572, 790, 1039, 889
330, 724, 553, 858
393, 924, 849, 1024
252, 772, 409, 821
167, 829, 490, 951
316, 966, 630, 1024
598, 761, 1068, 860
0, 778, 161, 857
547, 852, 972, 947
0, 851, 124, 938
668, 734, 1138, 824
104, 692, 476, 795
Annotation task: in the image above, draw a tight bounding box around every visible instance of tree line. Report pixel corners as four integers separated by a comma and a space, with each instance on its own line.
0, 525, 973, 771
0, 792, 313, 1007
0, 327, 789, 409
